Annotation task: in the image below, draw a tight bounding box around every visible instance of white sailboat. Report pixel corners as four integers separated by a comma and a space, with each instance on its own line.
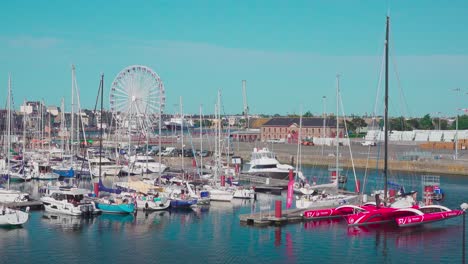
0, 75, 30, 204
295, 75, 358, 209
0, 74, 30, 227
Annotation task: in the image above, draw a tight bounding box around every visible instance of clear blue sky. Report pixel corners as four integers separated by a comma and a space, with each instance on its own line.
1, 0, 468, 117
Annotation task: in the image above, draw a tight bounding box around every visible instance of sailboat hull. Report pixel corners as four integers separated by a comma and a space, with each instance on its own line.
95, 203, 136, 214
0, 208, 29, 226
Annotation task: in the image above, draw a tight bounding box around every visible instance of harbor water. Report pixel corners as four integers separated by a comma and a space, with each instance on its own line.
2, 166, 467, 264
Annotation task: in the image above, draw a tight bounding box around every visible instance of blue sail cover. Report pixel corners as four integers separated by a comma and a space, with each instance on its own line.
53, 168, 75, 178
98, 179, 122, 194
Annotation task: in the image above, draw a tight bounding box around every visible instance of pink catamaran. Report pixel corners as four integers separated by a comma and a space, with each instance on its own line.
303, 16, 464, 228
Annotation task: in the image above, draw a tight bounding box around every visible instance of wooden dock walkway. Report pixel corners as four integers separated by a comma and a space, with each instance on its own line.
239, 208, 306, 226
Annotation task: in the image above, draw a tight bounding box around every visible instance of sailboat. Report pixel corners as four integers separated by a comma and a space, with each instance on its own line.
303, 16, 414, 221
0, 74, 30, 227
92, 74, 136, 215
344, 16, 464, 227
295, 79, 358, 209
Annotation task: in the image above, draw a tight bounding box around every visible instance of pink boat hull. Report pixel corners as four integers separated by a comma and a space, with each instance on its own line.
396, 210, 464, 227
303, 204, 377, 220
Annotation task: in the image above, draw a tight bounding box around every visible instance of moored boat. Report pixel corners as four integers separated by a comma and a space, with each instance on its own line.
41, 186, 100, 216
395, 205, 464, 227
0, 206, 29, 227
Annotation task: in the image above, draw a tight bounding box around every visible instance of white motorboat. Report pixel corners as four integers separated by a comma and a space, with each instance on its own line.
122, 155, 167, 175
41, 186, 100, 216
246, 147, 297, 180
0, 206, 29, 226
30, 163, 60, 180
88, 157, 122, 177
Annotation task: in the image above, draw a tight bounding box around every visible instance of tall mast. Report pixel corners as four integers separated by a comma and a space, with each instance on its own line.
336, 74, 340, 187
384, 16, 390, 205
7, 74, 11, 190
158, 82, 162, 184
71, 65, 75, 156
217, 90, 222, 177
199, 105, 203, 177
180, 96, 184, 173
60, 98, 65, 156
99, 74, 104, 180
22, 99, 27, 158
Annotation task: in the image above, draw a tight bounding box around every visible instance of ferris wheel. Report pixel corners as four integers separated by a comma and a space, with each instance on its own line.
110, 65, 165, 133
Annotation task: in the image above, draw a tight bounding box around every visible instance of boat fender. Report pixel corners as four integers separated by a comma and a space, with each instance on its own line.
145, 202, 149, 210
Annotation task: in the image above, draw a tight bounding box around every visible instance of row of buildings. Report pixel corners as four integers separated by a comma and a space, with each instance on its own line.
2, 101, 361, 143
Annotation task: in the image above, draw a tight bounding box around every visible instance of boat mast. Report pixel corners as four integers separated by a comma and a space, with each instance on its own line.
158, 82, 162, 184
336, 74, 340, 186
60, 98, 65, 157
384, 16, 390, 205
99, 74, 104, 180
180, 96, 184, 173
295, 106, 303, 180
7, 74, 11, 190
199, 105, 203, 177
71, 65, 75, 157
22, 99, 27, 159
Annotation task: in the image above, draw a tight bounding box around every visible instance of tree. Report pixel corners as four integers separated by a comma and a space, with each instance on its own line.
351, 117, 367, 133
439, 119, 448, 130
303, 111, 313, 117
345, 120, 357, 135
420, 114, 434, 129
405, 118, 420, 130
450, 115, 468, 130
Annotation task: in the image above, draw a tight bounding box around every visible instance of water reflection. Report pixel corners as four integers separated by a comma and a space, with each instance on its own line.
41, 212, 97, 232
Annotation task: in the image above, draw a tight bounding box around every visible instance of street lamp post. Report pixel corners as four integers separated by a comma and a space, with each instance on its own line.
452, 88, 461, 160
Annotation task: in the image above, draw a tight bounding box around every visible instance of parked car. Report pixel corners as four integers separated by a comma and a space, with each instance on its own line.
161, 147, 176, 156
361, 141, 377, 146
196, 150, 211, 157
183, 149, 195, 157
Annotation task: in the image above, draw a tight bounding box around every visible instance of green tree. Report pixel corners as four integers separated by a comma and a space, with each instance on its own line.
345, 120, 357, 135
405, 118, 420, 130
419, 114, 434, 130
351, 117, 367, 133
439, 119, 448, 130
303, 111, 313, 117
450, 115, 468, 130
